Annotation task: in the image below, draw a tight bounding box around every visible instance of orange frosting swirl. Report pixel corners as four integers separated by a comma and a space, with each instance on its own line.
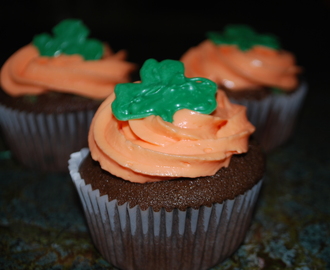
0, 44, 136, 99
180, 40, 301, 91
89, 90, 255, 183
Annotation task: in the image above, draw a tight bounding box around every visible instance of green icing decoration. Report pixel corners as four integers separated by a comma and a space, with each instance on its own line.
32, 19, 104, 60
207, 24, 281, 51
112, 59, 217, 123
271, 87, 285, 95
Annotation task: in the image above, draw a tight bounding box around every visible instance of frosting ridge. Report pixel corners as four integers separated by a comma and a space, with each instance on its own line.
0, 44, 136, 99
181, 27, 301, 91
89, 89, 255, 183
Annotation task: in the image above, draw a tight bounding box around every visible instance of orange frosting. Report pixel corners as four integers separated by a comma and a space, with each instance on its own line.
180, 40, 301, 91
89, 90, 255, 183
0, 44, 136, 99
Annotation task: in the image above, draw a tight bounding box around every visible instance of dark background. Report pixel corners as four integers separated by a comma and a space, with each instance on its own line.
1, 0, 329, 89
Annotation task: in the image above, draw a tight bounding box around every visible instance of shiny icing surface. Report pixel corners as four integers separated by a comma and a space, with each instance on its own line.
112, 59, 217, 122
89, 59, 255, 183
181, 26, 301, 92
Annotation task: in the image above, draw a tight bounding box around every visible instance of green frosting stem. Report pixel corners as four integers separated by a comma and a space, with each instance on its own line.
32, 19, 104, 60
207, 24, 281, 51
112, 59, 217, 123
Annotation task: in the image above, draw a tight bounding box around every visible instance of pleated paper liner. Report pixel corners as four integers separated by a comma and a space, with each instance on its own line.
0, 106, 95, 172
229, 81, 307, 152
69, 149, 263, 270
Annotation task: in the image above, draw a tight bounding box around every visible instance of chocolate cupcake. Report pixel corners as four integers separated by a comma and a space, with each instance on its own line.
0, 19, 136, 172
69, 59, 265, 270
180, 25, 307, 152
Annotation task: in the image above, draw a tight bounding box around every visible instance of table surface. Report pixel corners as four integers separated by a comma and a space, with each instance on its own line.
1, 1, 330, 269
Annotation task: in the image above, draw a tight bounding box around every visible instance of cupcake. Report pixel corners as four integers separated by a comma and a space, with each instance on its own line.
0, 19, 136, 172
180, 24, 307, 152
69, 59, 265, 270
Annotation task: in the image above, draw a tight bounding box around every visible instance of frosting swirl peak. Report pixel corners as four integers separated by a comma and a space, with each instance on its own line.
181, 25, 301, 92
89, 59, 255, 183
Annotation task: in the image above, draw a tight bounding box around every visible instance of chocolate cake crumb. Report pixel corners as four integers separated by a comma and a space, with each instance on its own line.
79, 140, 265, 212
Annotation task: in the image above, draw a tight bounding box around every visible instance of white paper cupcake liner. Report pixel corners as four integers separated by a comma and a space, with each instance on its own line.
0, 105, 95, 172
229, 81, 308, 152
69, 149, 263, 270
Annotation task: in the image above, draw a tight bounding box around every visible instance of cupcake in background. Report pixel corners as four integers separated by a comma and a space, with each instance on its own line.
180, 24, 307, 152
0, 19, 136, 172
69, 59, 265, 270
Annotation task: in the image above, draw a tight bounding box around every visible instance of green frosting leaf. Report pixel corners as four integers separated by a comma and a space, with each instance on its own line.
112, 59, 217, 123
32, 19, 104, 60
207, 24, 281, 51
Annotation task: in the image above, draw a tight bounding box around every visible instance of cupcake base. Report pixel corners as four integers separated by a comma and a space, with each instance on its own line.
228, 81, 307, 152
69, 149, 263, 270
229, 82, 307, 152
0, 105, 96, 172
